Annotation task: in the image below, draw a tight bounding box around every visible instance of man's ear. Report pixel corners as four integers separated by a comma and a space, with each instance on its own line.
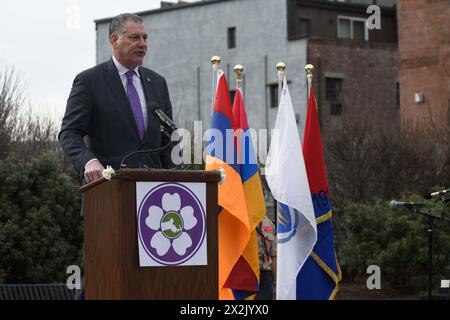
109, 34, 118, 48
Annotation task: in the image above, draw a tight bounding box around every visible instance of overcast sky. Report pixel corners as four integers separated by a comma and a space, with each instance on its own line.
1, 0, 187, 124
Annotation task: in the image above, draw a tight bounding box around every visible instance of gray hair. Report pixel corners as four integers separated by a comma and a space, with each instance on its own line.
109, 13, 143, 37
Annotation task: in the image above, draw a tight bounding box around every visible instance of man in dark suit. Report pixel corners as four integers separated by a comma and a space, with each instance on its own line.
59, 13, 174, 183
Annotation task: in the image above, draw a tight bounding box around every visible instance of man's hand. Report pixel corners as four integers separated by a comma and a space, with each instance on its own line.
84, 160, 105, 183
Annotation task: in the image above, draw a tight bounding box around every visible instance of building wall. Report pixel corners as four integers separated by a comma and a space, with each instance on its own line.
289, 0, 397, 43
397, 0, 450, 129
96, 0, 309, 142
308, 37, 399, 137
96, 0, 312, 217
95, 0, 402, 148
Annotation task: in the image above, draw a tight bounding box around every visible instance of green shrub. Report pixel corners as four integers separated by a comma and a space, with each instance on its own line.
339, 195, 450, 291
0, 155, 82, 283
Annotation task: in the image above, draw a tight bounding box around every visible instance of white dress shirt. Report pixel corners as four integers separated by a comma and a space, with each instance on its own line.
112, 55, 148, 129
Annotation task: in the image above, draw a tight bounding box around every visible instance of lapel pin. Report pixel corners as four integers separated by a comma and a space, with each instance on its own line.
146, 77, 151, 83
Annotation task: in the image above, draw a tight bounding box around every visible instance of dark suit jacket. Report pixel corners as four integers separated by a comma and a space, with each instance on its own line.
58, 58, 175, 175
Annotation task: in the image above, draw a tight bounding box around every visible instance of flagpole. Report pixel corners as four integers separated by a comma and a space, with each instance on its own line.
211, 55, 221, 114
276, 62, 286, 105
234, 64, 244, 166
305, 64, 314, 103
274, 62, 286, 240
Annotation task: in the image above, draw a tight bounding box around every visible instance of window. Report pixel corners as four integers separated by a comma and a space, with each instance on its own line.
339, 19, 351, 38
228, 27, 236, 49
297, 18, 311, 36
338, 17, 368, 40
330, 103, 343, 116
326, 78, 342, 102
353, 20, 365, 40
269, 84, 278, 109
325, 78, 343, 116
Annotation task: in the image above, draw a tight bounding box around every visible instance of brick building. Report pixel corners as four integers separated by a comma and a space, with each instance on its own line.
96, 0, 400, 138
288, 0, 399, 136
95, 0, 401, 217
397, 0, 450, 129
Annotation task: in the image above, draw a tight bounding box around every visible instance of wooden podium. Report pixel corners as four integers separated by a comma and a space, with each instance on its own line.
79, 169, 221, 300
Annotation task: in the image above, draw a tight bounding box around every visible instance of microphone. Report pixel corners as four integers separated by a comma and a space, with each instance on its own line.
147, 101, 177, 133
120, 102, 179, 168
389, 200, 424, 209
423, 188, 450, 200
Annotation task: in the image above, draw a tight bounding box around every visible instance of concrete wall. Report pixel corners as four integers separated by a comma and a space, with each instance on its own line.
96, 0, 309, 140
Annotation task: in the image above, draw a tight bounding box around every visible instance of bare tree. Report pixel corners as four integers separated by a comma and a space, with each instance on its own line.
324, 109, 450, 208
0, 67, 24, 158
11, 112, 59, 159
0, 66, 59, 160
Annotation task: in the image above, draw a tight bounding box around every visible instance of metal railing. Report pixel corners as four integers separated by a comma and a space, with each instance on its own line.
0, 284, 74, 300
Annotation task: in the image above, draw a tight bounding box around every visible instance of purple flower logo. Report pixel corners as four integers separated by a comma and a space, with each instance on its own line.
138, 183, 206, 266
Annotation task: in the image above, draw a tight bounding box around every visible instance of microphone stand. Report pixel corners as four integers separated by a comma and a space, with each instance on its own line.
120, 126, 179, 169
408, 203, 450, 300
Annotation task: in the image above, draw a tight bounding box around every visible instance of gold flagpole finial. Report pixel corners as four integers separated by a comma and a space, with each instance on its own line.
276, 62, 286, 72
211, 56, 221, 66
234, 64, 244, 85
305, 64, 314, 77
305, 64, 314, 102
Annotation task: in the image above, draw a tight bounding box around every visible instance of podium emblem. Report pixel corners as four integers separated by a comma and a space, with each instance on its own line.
137, 182, 207, 266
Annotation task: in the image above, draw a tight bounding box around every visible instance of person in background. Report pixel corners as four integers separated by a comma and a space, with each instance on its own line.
255, 216, 277, 300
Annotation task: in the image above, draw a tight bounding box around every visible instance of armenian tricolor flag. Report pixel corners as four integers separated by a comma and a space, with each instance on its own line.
223, 86, 266, 299
297, 86, 342, 299
205, 72, 250, 299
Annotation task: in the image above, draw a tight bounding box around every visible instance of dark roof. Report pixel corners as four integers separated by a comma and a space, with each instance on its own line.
94, 0, 235, 25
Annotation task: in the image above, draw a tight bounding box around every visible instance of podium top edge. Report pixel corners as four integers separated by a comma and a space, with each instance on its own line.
78, 169, 222, 193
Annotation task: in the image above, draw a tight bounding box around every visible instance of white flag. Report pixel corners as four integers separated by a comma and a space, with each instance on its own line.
265, 77, 317, 300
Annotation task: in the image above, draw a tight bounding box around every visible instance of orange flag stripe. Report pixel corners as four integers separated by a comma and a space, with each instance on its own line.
205, 156, 250, 292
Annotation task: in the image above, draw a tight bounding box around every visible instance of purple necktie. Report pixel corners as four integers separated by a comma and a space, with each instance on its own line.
125, 70, 145, 140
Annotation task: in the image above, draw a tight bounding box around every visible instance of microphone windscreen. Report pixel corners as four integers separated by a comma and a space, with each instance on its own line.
147, 101, 161, 112
423, 193, 432, 200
